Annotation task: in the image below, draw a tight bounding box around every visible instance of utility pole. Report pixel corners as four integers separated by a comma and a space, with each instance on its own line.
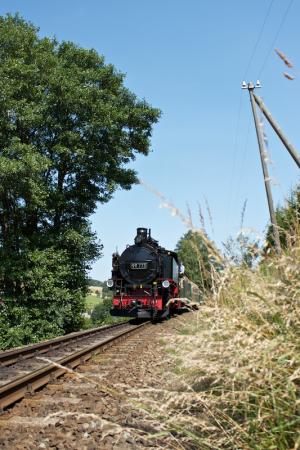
253, 93, 300, 169
242, 81, 281, 254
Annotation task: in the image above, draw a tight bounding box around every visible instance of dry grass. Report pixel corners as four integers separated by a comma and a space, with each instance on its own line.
138, 180, 299, 448
129, 239, 300, 449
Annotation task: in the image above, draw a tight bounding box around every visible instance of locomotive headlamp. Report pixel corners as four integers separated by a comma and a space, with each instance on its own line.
162, 280, 170, 288
106, 279, 114, 288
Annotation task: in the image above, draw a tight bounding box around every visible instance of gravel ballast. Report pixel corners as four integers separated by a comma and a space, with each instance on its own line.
0, 314, 192, 449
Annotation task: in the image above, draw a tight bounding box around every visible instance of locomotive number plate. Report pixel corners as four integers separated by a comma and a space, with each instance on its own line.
130, 262, 148, 269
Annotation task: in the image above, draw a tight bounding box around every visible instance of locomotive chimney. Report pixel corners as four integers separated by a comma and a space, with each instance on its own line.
135, 227, 147, 245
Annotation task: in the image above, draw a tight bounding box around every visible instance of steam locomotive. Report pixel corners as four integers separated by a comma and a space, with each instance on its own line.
108, 228, 185, 319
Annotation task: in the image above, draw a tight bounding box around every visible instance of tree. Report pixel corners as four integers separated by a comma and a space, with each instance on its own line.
0, 15, 160, 347
222, 232, 260, 268
175, 230, 220, 292
266, 183, 300, 250
87, 278, 103, 287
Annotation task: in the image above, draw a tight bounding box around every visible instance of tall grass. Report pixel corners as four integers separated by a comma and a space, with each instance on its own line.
146, 237, 299, 449
138, 181, 299, 448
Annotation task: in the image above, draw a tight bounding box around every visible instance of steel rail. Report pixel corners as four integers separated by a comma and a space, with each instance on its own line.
0, 321, 149, 410
0, 321, 130, 367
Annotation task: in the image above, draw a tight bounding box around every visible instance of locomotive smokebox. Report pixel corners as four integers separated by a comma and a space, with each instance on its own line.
134, 227, 148, 245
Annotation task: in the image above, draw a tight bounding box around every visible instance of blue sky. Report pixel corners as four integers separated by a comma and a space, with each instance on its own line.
1, 0, 299, 279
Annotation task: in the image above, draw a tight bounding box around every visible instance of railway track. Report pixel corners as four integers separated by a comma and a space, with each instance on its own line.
0, 320, 150, 410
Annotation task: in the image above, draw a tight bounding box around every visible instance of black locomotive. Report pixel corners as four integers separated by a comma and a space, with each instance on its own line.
108, 228, 185, 319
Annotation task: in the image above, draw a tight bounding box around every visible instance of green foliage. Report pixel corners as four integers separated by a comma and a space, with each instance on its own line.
89, 280, 114, 325
0, 304, 63, 350
87, 278, 103, 287
223, 231, 260, 268
0, 14, 160, 348
175, 230, 219, 291
91, 296, 116, 325
266, 183, 300, 250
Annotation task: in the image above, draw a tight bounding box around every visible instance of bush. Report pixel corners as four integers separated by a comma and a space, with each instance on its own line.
0, 304, 63, 350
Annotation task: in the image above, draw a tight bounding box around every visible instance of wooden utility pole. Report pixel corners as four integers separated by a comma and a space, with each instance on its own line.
242, 81, 282, 254
253, 93, 300, 169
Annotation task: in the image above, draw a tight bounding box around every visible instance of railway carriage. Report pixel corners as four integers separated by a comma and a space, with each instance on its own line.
108, 228, 186, 319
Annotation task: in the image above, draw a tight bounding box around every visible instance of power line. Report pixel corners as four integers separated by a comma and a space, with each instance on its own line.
227, 0, 294, 237
243, 0, 275, 80
226, 0, 276, 231
257, 0, 294, 78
